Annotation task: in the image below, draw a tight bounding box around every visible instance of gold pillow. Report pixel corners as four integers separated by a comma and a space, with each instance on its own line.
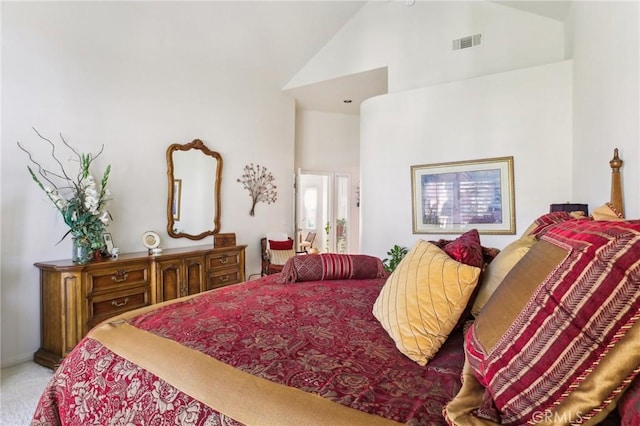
372, 240, 481, 366
471, 235, 537, 317
473, 239, 568, 349
592, 202, 625, 220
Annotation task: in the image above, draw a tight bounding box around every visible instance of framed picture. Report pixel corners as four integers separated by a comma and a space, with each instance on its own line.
103, 233, 115, 253
411, 156, 515, 235
172, 179, 182, 221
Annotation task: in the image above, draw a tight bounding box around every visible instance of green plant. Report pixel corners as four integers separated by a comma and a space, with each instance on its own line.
18, 128, 112, 253
324, 221, 331, 252
382, 244, 408, 273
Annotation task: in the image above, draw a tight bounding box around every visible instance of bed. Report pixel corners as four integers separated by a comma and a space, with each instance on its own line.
33, 272, 468, 425
32, 151, 640, 425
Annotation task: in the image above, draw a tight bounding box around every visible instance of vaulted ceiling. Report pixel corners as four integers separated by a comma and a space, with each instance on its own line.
494, 1, 571, 22
285, 1, 572, 115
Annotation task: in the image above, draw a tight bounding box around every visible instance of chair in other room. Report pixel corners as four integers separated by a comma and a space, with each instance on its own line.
261, 232, 295, 276
298, 231, 317, 253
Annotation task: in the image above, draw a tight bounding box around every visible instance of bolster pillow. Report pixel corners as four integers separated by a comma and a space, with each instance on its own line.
279, 253, 388, 283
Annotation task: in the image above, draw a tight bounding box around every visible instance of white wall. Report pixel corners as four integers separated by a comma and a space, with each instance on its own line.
295, 110, 360, 253
568, 1, 640, 218
287, 0, 569, 258
286, 1, 565, 93
361, 61, 573, 256
1, 2, 295, 367
290, 0, 639, 256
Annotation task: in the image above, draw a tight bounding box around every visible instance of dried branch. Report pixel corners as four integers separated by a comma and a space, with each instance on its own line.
237, 163, 277, 216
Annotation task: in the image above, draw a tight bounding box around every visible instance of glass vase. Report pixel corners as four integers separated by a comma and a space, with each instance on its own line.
72, 238, 92, 264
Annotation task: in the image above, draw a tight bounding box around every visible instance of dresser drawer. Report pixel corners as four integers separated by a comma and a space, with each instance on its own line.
206, 251, 240, 270
207, 268, 241, 290
86, 263, 150, 295
87, 285, 150, 328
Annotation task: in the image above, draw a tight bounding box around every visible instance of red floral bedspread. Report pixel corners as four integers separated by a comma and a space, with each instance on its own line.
32, 275, 465, 425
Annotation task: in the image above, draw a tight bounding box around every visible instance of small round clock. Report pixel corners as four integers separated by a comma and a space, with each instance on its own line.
142, 231, 161, 251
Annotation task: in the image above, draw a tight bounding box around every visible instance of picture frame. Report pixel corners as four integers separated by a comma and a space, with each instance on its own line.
103, 233, 115, 253
172, 179, 182, 221
411, 156, 515, 235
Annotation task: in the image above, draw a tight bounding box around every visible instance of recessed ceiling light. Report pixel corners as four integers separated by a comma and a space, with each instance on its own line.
343, 99, 352, 103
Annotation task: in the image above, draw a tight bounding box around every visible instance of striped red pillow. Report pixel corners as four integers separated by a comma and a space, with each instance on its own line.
463, 220, 640, 424
279, 254, 388, 283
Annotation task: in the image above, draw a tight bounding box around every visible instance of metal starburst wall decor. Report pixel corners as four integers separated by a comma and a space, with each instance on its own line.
237, 163, 277, 216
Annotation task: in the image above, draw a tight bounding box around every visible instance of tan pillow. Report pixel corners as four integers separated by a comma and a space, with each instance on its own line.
446, 240, 569, 423
372, 240, 481, 366
592, 202, 625, 220
471, 235, 537, 317
473, 239, 567, 349
268, 249, 295, 265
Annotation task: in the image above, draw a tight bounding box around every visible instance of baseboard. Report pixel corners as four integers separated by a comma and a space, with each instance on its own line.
1, 352, 34, 369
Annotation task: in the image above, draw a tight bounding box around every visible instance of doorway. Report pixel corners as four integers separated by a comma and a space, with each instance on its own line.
296, 171, 350, 253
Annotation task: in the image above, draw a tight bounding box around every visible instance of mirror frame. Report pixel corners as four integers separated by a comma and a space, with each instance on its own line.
166, 139, 222, 240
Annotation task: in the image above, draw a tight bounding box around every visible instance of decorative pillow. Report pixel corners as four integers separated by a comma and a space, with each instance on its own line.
470, 235, 537, 317
592, 202, 625, 220
269, 249, 295, 266
480, 246, 501, 265
446, 323, 640, 425
441, 229, 484, 268
431, 235, 499, 267
521, 211, 576, 239
470, 238, 568, 356
372, 240, 481, 366
431, 229, 490, 329
268, 239, 293, 250
447, 219, 640, 425
279, 253, 388, 283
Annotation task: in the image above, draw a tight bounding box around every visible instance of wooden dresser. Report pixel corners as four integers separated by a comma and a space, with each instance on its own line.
34, 244, 246, 369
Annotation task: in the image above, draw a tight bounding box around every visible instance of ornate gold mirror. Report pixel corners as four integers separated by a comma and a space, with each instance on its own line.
167, 139, 222, 240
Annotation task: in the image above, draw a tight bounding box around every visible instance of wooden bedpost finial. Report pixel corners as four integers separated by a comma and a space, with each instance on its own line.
610, 148, 624, 217
610, 148, 623, 171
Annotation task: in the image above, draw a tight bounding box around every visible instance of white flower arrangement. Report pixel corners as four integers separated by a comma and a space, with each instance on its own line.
18, 129, 112, 259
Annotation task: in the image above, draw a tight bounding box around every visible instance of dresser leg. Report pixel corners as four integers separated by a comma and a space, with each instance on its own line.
34, 348, 62, 370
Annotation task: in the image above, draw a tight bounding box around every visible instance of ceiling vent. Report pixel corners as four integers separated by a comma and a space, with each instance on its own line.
452, 34, 482, 51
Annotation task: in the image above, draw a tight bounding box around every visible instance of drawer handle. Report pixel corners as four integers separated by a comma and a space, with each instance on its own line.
111, 298, 129, 307
112, 270, 129, 283
219, 275, 229, 282
219, 255, 229, 264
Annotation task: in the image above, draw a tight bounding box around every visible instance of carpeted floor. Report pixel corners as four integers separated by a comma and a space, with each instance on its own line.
1, 361, 53, 425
